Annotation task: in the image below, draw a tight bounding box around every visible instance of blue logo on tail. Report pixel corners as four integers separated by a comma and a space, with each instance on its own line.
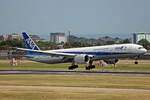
22, 32, 41, 56
22, 32, 40, 50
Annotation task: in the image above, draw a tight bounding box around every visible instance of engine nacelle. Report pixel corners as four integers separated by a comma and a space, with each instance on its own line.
74, 55, 89, 64
103, 59, 119, 64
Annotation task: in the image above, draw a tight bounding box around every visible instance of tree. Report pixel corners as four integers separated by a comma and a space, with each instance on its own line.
47, 42, 57, 49
71, 41, 90, 47
122, 39, 130, 43
94, 40, 101, 46
138, 39, 150, 49
64, 42, 72, 48
0, 39, 25, 50
106, 40, 115, 45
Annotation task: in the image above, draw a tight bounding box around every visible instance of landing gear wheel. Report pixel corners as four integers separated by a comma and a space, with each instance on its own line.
86, 59, 95, 70
134, 56, 139, 64
86, 66, 90, 70
135, 61, 138, 64
85, 65, 95, 70
68, 65, 78, 70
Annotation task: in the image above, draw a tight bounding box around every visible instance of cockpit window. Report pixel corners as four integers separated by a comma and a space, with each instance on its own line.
138, 47, 144, 49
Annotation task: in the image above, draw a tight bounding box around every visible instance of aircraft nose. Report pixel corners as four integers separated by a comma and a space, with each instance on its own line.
143, 48, 147, 53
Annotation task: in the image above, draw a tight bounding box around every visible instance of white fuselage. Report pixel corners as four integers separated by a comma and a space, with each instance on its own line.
49, 44, 146, 58
31, 44, 147, 63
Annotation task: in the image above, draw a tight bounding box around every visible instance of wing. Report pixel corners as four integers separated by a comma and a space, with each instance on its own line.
17, 48, 76, 57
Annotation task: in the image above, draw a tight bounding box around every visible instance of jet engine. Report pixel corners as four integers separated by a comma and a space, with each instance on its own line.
103, 59, 119, 64
74, 55, 89, 64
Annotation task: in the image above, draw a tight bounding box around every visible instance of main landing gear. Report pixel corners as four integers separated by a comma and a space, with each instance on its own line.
134, 57, 138, 64
68, 61, 78, 70
68, 59, 95, 70
134, 60, 138, 64
86, 60, 95, 70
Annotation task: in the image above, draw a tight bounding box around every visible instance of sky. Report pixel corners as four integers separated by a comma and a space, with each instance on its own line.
0, 0, 150, 40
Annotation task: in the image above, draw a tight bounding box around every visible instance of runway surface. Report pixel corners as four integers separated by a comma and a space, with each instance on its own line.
0, 85, 150, 92
0, 70, 150, 75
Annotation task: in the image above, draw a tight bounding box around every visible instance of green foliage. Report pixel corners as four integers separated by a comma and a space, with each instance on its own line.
64, 42, 72, 48
1, 60, 150, 71
71, 41, 90, 47
0, 39, 25, 50
106, 40, 115, 45
36, 41, 57, 50
96, 42, 102, 46
137, 39, 150, 49
123, 39, 130, 43
120, 38, 130, 44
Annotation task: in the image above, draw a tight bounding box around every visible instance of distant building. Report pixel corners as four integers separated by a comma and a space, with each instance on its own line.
132, 33, 150, 44
8, 33, 22, 40
30, 35, 41, 42
50, 33, 67, 44
40, 39, 46, 42
30, 35, 46, 42
0, 35, 8, 41
98, 36, 123, 45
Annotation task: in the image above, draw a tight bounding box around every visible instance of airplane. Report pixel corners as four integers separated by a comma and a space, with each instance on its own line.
17, 32, 147, 70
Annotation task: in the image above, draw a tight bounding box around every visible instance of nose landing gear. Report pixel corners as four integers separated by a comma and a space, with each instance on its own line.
134, 60, 138, 64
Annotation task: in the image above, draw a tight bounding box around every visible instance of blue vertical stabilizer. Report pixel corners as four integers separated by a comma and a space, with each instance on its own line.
22, 32, 40, 56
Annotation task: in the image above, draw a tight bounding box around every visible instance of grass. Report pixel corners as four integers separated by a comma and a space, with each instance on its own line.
0, 75, 150, 100
0, 60, 70, 70
1, 88, 150, 100
0, 60, 150, 100
0, 75, 150, 90
0, 59, 150, 71
0, 60, 150, 99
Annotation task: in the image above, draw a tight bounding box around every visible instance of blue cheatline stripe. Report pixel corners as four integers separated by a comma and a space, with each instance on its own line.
24, 51, 131, 57
61, 52, 130, 56
25, 53, 47, 57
